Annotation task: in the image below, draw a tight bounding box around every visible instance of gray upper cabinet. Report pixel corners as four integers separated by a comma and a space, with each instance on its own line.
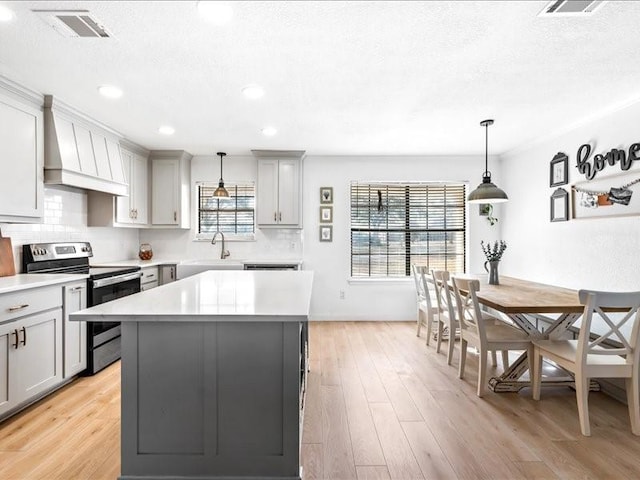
0, 79, 44, 223
43, 95, 128, 196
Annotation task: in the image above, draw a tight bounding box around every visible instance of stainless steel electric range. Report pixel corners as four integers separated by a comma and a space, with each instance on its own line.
22, 242, 142, 375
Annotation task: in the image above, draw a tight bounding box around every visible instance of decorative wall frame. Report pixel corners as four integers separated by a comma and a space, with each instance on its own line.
572, 170, 640, 219
319, 206, 333, 223
320, 187, 333, 204
550, 152, 569, 187
319, 225, 333, 242
550, 188, 569, 222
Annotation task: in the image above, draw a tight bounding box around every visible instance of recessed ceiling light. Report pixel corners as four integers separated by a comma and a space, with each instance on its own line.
158, 125, 175, 135
0, 5, 15, 22
197, 1, 233, 25
242, 84, 264, 100
261, 127, 277, 137
97, 85, 123, 99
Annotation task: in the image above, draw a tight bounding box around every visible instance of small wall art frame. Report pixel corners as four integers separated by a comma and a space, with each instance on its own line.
550, 187, 569, 222
550, 152, 569, 187
319, 205, 333, 223
320, 187, 333, 204
319, 225, 333, 242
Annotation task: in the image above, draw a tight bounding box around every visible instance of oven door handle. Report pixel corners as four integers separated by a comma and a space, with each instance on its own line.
92, 271, 143, 289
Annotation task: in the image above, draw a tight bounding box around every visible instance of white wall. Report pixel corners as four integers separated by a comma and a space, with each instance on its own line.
302, 155, 502, 320
140, 155, 303, 260
501, 101, 640, 291
1, 185, 139, 271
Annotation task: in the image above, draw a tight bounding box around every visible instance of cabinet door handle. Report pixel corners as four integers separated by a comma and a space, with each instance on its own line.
12, 329, 19, 349
174, 211, 177, 222
274, 212, 277, 221
8, 304, 29, 312
135, 209, 138, 219
69, 286, 84, 292
130, 209, 134, 219
20, 326, 26, 346
278, 212, 282, 222
171, 268, 175, 280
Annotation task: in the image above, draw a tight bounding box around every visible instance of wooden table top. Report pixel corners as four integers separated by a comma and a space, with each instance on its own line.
454, 275, 583, 314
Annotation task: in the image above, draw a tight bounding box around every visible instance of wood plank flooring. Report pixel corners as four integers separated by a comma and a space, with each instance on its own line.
1, 321, 639, 479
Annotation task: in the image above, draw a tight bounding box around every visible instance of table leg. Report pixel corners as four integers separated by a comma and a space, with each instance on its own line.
488, 313, 599, 393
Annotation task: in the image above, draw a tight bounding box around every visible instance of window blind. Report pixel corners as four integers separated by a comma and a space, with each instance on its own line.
350, 182, 466, 277
198, 183, 255, 236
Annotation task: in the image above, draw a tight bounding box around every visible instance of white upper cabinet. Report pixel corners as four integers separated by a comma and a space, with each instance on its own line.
0, 79, 44, 223
88, 140, 149, 227
43, 95, 127, 196
253, 150, 304, 228
116, 146, 149, 225
150, 150, 191, 228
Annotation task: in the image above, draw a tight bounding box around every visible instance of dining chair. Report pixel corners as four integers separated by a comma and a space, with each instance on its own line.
431, 270, 459, 364
452, 277, 533, 397
531, 289, 640, 436
412, 265, 438, 338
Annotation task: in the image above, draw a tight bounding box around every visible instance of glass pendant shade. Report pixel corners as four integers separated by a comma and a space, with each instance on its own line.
213, 152, 229, 198
468, 119, 508, 204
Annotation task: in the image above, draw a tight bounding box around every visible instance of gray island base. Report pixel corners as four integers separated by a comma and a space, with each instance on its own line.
71, 270, 313, 480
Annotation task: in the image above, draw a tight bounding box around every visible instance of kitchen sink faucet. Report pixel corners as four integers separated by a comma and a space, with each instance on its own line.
211, 231, 230, 259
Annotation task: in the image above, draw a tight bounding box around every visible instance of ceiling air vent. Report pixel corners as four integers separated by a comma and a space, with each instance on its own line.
33, 10, 112, 38
538, 0, 607, 17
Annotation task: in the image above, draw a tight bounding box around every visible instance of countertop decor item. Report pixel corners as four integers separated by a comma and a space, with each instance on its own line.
138, 243, 153, 260
468, 119, 508, 204
0, 229, 16, 277
213, 151, 229, 197
481, 240, 507, 285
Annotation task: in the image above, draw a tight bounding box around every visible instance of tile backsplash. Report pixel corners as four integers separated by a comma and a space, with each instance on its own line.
1, 186, 139, 272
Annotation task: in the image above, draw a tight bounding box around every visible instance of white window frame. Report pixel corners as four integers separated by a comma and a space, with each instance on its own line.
193, 181, 256, 241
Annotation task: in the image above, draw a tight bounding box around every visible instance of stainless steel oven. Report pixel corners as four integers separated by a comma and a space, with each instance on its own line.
23, 242, 142, 375
86, 266, 142, 374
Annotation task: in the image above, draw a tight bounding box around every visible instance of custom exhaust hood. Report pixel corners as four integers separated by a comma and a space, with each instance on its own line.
44, 95, 128, 196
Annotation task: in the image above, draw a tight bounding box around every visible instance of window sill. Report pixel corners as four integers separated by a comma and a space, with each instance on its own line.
348, 277, 413, 285
193, 235, 256, 243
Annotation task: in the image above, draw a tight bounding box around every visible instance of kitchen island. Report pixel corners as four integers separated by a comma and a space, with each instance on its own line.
71, 270, 313, 480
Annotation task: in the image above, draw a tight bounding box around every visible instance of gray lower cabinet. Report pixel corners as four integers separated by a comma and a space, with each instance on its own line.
120, 321, 302, 479
0, 298, 63, 418
159, 264, 176, 285
63, 281, 87, 378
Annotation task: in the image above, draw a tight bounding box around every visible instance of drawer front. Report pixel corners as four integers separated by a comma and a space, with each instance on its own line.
141, 281, 159, 291
141, 267, 158, 283
0, 286, 62, 324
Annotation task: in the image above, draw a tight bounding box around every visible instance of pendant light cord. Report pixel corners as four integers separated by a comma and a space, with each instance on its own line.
484, 122, 489, 177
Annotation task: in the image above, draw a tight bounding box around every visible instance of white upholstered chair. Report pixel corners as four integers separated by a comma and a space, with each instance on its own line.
452, 277, 533, 397
531, 289, 640, 436
431, 270, 459, 365
412, 265, 438, 338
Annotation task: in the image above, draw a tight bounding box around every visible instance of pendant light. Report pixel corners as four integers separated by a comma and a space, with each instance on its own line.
467, 119, 508, 204
213, 151, 229, 198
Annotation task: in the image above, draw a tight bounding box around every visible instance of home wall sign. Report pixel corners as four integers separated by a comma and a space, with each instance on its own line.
576, 142, 640, 180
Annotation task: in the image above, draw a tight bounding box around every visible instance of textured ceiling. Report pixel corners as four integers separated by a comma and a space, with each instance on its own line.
1, 1, 640, 156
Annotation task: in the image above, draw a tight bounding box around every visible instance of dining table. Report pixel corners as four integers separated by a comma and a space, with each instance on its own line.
454, 275, 597, 393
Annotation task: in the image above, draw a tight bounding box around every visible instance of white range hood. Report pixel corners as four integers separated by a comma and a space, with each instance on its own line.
43, 95, 128, 196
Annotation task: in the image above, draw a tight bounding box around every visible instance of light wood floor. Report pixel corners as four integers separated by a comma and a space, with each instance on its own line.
1, 321, 639, 479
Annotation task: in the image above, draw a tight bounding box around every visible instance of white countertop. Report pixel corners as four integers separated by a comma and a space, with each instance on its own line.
91, 258, 303, 268
0, 273, 89, 294
71, 270, 313, 322
91, 258, 181, 268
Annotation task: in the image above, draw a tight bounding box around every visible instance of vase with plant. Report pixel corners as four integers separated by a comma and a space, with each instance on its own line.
481, 240, 507, 285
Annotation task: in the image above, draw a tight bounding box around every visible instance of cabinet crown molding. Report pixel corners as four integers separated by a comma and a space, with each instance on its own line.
251, 149, 305, 159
